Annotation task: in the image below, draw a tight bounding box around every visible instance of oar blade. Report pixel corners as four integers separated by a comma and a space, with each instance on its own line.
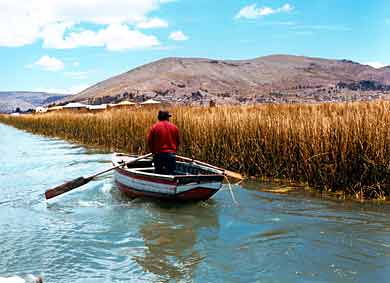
175, 154, 244, 181
224, 170, 244, 181
45, 176, 92, 200
44, 153, 153, 201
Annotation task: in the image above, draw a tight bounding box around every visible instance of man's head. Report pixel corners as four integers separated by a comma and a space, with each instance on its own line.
158, 110, 171, 121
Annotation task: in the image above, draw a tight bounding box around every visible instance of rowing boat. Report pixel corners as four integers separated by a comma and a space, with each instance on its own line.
112, 153, 225, 201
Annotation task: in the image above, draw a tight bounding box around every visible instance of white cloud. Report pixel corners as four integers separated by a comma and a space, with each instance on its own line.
73, 61, 80, 67
31, 55, 65, 71
41, 23, 160, 51
235, 3, 293, 19
169, 30, 188, 41
137, 18, 168, 29
0, 0, 169, 49
365, 61, 387, 69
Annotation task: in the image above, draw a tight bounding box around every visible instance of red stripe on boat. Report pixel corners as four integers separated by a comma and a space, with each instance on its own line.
116, 182, 218, 201
177, 188, 218, 201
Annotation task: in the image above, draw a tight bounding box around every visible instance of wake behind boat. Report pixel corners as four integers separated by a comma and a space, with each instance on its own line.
112, 153, 225, 201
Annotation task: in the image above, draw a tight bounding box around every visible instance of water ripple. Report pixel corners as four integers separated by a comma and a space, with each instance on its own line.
1, 124, 390, 283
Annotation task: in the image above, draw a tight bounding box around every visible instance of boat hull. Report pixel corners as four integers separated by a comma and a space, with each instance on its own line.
116, 181, 219, 201
112, 154, 224, 201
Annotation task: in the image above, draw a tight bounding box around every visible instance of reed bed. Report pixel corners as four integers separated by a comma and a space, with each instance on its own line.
1, 101, 389, 199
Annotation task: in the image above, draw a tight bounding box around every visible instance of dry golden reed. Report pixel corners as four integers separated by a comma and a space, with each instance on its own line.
1, 101, 389, 199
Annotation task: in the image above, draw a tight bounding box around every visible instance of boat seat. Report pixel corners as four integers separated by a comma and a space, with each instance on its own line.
129, 167, 192, 176
130, 167, 155, 173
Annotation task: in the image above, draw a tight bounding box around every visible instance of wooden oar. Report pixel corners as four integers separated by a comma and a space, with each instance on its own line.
175, 155, 244, 181
45, 153, 153, 200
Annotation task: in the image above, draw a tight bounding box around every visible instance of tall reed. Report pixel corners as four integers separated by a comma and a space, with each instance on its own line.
1, 101, 389, 199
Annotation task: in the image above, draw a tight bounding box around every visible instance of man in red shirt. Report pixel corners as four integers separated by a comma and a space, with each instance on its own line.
147, 110, 180, 175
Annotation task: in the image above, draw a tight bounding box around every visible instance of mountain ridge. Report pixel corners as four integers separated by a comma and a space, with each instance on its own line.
0, 91, 68, 113
32, 55, 390, 105
64, 54, 390, 105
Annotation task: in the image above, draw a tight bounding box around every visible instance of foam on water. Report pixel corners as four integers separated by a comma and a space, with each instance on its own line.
77, 200, 105, 208
100, 182, 113, 195
0, 275, 42, 283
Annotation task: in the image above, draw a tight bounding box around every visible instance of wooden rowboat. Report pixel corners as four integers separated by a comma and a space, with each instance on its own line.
112, 153, 225, 201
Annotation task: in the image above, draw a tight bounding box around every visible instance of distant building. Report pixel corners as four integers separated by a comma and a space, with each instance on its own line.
139, 99, 162, 108
35, 106, 48, 113
47, 105, 64, 112
62, 102, 88, 113
108, 100, 137, 110
88, 104, 108, 113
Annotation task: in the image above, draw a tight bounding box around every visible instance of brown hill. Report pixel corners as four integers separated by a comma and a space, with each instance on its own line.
66, 55, 390, 105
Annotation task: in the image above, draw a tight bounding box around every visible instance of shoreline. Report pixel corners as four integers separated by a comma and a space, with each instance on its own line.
1, 101, 389, 200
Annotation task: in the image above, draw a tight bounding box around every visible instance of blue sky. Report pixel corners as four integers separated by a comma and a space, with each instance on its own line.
0, 0, 389, 94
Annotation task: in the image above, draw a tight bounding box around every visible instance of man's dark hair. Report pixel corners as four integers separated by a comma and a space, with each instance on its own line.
158, 110, 171, 121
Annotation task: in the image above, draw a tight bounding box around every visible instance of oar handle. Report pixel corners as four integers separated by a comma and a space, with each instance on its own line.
176, 155, 223, 171
90, 153, 153, 179
176, 154, 243, 180
45, 153, 153, 200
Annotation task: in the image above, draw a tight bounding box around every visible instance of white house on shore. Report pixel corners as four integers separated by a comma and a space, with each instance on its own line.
109, 100, 137, 109
87, 104, 108, 112
35, 106, 48, 113
47, 105, 63, 112
62, 102, 88, 112
140, 99, 162, 107
28, 99, 168, 115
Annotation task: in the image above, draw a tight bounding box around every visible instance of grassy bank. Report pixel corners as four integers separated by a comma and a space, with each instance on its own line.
1, 101, 389, 199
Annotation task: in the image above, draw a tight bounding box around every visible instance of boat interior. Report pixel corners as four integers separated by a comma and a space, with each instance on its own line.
114, 154, 222, 176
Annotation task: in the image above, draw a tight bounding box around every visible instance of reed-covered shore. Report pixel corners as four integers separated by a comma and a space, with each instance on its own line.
1, 101, 389, 199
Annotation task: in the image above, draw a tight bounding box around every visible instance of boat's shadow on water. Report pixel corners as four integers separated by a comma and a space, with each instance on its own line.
124, 197, 220, 283
121, 195, 218, 209
42, 178, 220, 282
109, 183, 221, 283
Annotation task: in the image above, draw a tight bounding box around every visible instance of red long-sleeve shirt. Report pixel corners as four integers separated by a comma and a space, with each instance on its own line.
147, 121, 180, 154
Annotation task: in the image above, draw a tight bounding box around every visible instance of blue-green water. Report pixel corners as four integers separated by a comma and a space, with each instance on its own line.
0, 123, 390, 283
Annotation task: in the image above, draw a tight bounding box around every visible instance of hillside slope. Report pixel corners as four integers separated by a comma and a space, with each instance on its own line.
66, 55, 390, 104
